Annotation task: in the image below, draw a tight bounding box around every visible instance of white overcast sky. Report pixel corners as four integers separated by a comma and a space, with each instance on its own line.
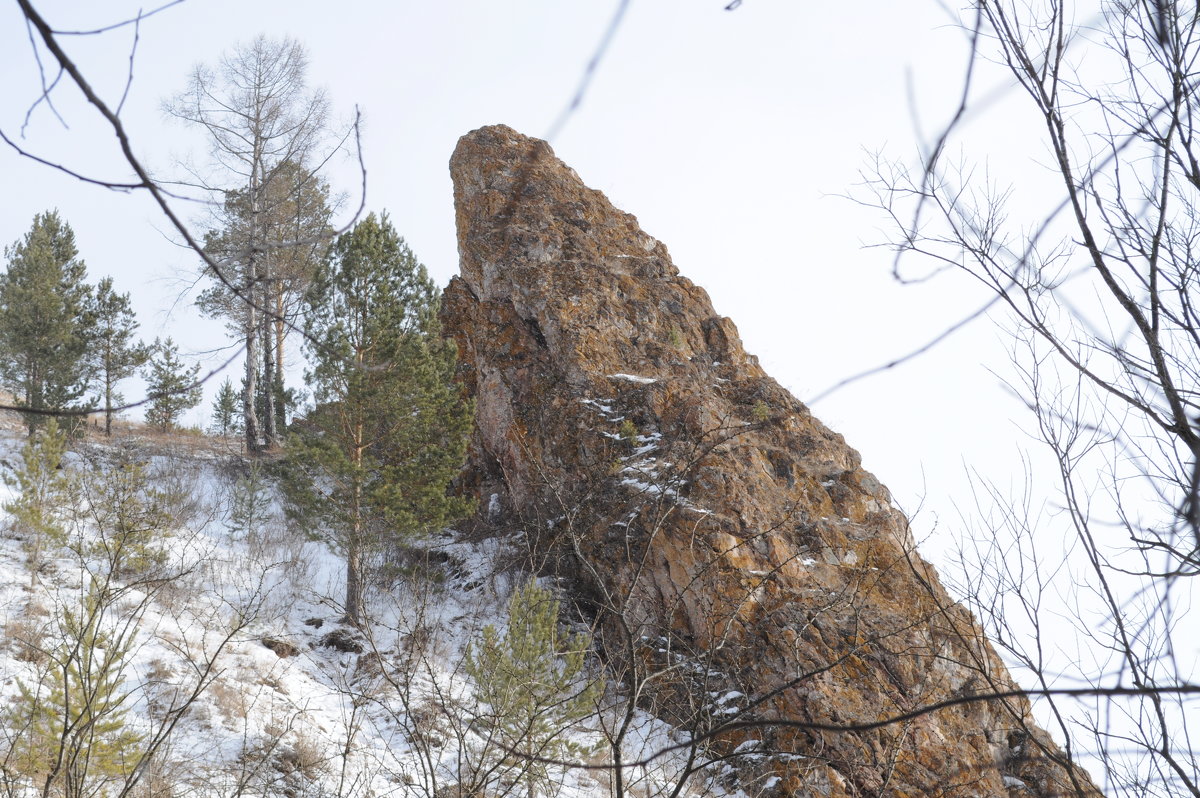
0, 1, 1045, 562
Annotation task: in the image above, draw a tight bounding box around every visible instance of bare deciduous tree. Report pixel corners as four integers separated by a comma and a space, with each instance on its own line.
166, 35, 334, 452
861, 1, 1200, 794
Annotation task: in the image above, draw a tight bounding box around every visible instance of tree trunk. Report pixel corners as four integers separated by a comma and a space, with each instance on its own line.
274, 291, 288, 433
344, 537, 363, 628
244, 148, 264, 453
24, 359, 39, 437
243, 322, 261, 453
104, 372, 113, 436
261, 300, 277, 449
344, 432, 366, 626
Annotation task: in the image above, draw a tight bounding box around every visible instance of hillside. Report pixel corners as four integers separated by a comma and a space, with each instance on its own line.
0, 428, 736, 798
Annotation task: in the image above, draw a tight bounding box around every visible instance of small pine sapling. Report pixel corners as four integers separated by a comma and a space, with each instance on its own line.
143, 337, 202, 433
464, 581, 601, 798
4, 579, 143, 796
209, 377, 243, 437
618, 418, 642, 449
3, 418, 72, 580
80, 454, 173, 577
227, 461, 271, 540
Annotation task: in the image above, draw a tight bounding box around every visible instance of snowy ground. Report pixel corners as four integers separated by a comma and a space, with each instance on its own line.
0, 428, 743, 798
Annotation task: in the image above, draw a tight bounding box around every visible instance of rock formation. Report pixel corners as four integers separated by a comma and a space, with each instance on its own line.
442, 124, 1100, 798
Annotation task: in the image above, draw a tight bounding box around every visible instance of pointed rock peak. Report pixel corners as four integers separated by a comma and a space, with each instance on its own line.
442, 127, 1099, 798
451, 124, 674, 303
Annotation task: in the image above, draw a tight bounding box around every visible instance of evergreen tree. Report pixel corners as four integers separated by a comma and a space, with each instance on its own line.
143, 338, 202, 433
2, 418, 71, 580
209, 377, 243, 437
0, 211, 95, 435
89, 276, 149, 436
4, 580, 143, 796
3, 447, 177, 797
80, 453, 174, 577
284, 212, 472, 626
464, 581, 601, 798
227, 461, 271, 540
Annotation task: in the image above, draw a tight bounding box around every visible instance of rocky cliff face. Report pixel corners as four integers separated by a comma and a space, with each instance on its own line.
442, 124, 1099, 798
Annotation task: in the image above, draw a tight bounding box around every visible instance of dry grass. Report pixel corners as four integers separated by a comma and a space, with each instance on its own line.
0, 389, 26, 433
80, 416, 247, 459
129, 752, 186, 798
142, 658, 184, 722
275, 729, 328, 781
209, 678, 254, 726
3, 602, 51, 665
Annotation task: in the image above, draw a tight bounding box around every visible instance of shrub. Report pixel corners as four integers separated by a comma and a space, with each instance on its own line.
464, 580, 601, 798
3, 418, 71, 576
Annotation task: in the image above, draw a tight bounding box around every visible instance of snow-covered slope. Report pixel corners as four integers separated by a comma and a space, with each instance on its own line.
0, 431, 736, 798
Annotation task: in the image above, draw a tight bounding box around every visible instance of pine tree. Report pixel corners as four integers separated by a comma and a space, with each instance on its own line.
464, 581, 601, 798
227, 461, 270, 540
89, 276, 149, 436
0, 211, 95, 435
209, 377, 243, 437
4, 580, 143, 796
143, 338, 202, 433
81, 453, 173, 577
2, 418, 71, 580
284, 212, 472, 626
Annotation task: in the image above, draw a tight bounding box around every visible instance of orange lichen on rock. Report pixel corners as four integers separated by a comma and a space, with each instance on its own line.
442, 124, 1100, 798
